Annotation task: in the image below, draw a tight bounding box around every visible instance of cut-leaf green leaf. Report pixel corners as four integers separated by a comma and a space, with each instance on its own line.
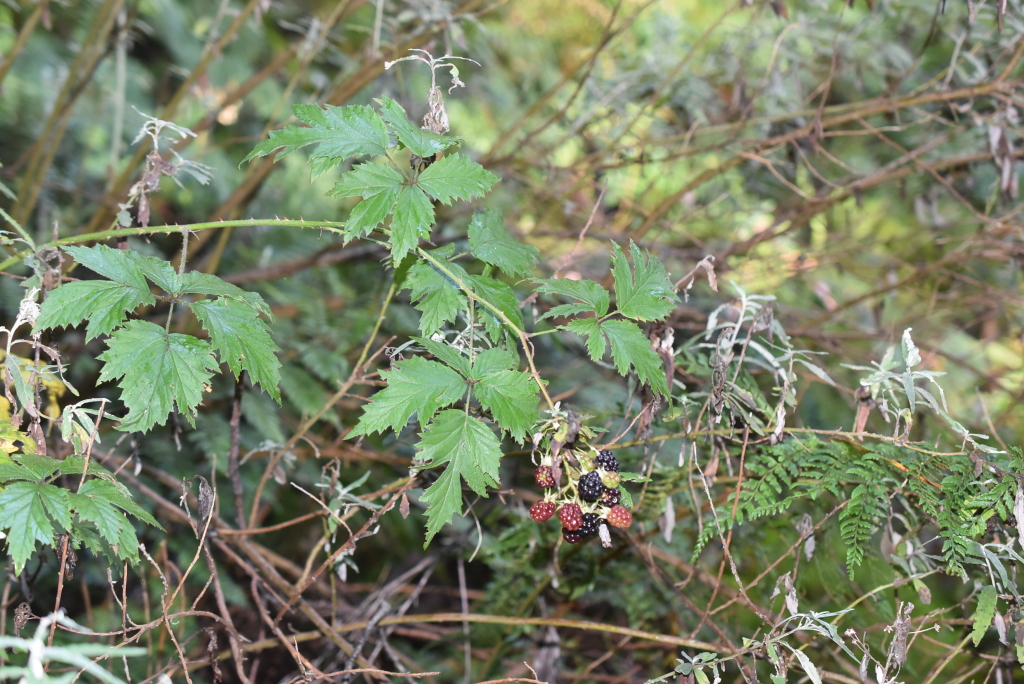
243, 103, 389, 163
417, 154, 498, 205
350, 357, 466, 436
376, 97, 461, 157
416, 410, 502, 545
610, 241, 679, 321
535, 278, 610, 318
468, 209, 539, 278
98, 320, 219, 432
191, 298, 281, 401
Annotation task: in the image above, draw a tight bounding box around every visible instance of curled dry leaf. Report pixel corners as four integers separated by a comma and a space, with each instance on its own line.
886, 602, 914, 667
14, 602, 31, 636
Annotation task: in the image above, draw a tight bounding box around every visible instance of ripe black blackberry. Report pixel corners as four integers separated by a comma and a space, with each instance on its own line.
594, 450, 619, 472
579, 513, 600, 538
578, 471, 604, 502
563, 528, 583, 544
598, 487, 621, 507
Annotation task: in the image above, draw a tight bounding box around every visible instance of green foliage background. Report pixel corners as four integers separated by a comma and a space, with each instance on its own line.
2, 0, 1024, 682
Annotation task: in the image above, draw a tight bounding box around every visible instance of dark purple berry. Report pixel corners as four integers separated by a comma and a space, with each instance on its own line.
579, 513, 600, 538
594, 450, 619, 472
599, 487, 621, 507
578, 471, 604, 502
563, 528, 583, 544
535, 466, 556, 489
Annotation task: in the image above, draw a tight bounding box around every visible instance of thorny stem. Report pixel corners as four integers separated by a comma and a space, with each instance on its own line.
0, 219, 348, 273
165, 229, 189, 331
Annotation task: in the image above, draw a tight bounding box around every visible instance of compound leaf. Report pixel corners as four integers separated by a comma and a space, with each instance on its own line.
415, 337, 471, 377
98, 321, 219, 433
177, 272, 272, 315
566, 318, 606, 362
472, 369, 539, 442
565, 319, 668, 396
0, 481, 69, 573
467, 274, 523, 341
37, 246, 156, 341
535, 278, 610, 318
191, 298, 281, 401
78, 478, 159, 526
405, 253, 470, 335
346, 188, 403, 240
243, 103, 389, 163
610, 241, 679, 321
468, 209, 539, 278
416, 410, 502, 545
0, 452, 61, 482
601, 319, 669, 396
330, 162, 405, 240
376, 97, 461, 157
69, 485, 137, 553
351, 357, 466, 436
121, 251, 180, 294
329, 162, 405, 199
471, 347, 518, 376
390, 186, 435, 264
417, 154, 498, 205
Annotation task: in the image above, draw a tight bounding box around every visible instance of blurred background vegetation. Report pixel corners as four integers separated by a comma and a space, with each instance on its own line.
3, 0, 1024, 681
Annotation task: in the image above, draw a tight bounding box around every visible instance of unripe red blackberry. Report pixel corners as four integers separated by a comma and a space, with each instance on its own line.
606, 505, 632, 529
558, 503, 583, 530
578, 471, 604, 502
563, 528, 583, 544
535, 466, 556, 489
594, 450, 619, 472
530, 500, 556, 523
598, 487, 621, 507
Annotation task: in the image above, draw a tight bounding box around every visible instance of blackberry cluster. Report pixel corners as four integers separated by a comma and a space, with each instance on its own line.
528, 448, 634, 546
578, 471, 604, 502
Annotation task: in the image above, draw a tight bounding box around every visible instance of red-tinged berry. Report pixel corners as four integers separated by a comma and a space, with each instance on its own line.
594, 450, 619, 472
535, 466, 556, 489
578, 471, 604, 502
559, 503, 583, 531
599, 487, 621, 507
599, 470, 621, 488
606, 505, 632, 529
579, 513, 600, 538
530, 501, 556, 523
563, 528, 583, 544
